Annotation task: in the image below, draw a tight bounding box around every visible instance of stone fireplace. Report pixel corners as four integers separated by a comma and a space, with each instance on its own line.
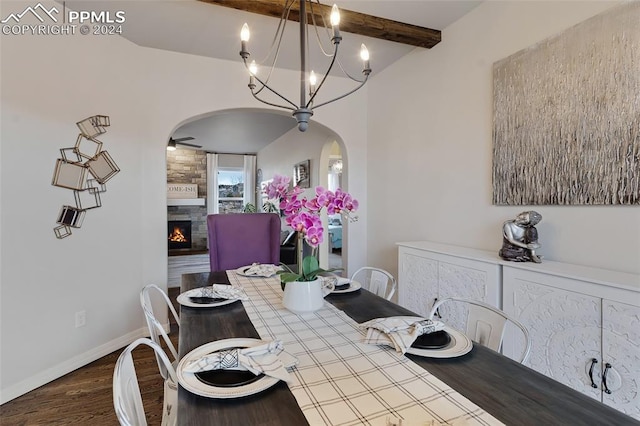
167, 148, 208, 252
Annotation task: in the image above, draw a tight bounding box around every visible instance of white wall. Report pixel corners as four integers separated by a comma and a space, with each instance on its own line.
367, 1, 639, 276
0, 0, 367, 401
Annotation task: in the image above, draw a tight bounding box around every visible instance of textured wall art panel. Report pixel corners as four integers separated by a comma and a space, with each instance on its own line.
492, 3, 639, 205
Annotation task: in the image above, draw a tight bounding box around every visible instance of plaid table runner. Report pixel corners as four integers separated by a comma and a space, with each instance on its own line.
228, 272, 503, 426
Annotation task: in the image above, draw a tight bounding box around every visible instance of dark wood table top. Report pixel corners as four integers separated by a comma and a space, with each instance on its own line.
178, 272, 639, 426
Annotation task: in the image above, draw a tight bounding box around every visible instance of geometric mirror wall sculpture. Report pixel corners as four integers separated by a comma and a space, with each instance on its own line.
52, 115, 120, 238
87, 150, 120, 184
74, 134, 103, 161
76, 115, 110, 138
73, 187, 102, 210
56, 205, 86, 228
492, 2, 639, 205
52, 159, 88, 190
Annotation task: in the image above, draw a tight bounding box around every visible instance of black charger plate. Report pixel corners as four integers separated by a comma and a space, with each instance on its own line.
411, 330, 451, 350
189, 297, 228, 304
195, 370, 264, 388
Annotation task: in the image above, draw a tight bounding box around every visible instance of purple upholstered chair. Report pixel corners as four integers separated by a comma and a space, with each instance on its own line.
207, 213, 281, 271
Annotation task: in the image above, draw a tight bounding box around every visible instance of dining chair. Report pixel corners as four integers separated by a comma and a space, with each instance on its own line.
428, 297, 531, 363
113, 337, 177, 426
140, 284, 180, 380
207, 213, 281, 271
350, 267, 397, 301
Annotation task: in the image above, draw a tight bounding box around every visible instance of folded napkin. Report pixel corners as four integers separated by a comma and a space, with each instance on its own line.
182, 340, 291, 382
200, 284, 248, 301
360, 316, 445, 355
243, 263, 279, 277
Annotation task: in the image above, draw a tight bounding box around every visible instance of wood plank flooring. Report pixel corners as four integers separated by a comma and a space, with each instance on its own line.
0, 288, 180, 425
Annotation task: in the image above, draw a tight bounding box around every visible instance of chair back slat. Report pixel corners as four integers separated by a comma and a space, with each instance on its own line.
113, 353, 145, 426
140, 285, 180, 380
467, 304, 508, 350
351, 267, 397, 301
113, 338, 177, 426
428, 297, 531, 363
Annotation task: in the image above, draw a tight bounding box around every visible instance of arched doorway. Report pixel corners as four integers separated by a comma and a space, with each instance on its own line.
166, 108, 350, 279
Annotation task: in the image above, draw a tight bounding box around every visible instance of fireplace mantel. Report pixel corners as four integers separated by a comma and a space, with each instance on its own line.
168, 198, 205, 206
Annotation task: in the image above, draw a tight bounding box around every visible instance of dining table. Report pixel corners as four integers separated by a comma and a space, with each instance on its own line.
177, 270, 639, 426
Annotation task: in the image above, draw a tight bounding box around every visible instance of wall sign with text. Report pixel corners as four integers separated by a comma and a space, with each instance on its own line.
167, 183, 198, 199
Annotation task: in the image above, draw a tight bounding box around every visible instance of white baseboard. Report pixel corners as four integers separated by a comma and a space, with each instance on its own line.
0, 325, 158, 405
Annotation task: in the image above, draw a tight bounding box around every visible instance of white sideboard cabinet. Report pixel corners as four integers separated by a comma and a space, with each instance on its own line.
502, 264, 640, 419
396, 240, 640, 420
397, 242, 501, 333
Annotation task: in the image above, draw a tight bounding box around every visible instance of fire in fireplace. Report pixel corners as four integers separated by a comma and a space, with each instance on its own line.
168, 220, 192, 250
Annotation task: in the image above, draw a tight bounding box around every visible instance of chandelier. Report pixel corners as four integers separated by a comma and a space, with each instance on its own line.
239, 1, 371, 132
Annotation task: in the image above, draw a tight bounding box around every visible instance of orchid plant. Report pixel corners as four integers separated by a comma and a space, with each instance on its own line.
265, 174, 359, 284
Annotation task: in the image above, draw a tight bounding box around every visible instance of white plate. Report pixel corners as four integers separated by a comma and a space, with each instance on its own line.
331, 279, 362, 294
177, 338, 297, 399
235, 264, 279, 278
177, 288, 241, 308
406, 326, 473, 358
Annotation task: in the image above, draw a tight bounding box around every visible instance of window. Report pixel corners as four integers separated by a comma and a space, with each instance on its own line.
206, 153, 256, 215
217, 168, 244, 213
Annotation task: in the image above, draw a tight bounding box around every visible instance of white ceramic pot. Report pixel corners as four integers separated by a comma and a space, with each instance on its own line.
282, 278, 335, 314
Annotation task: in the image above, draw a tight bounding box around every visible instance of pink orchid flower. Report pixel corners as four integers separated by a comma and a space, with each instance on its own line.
266, 174, 358, 248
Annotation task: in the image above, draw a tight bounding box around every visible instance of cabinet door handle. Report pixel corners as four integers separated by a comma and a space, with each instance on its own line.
588, 358, 598, 389
602, 363, 612, 394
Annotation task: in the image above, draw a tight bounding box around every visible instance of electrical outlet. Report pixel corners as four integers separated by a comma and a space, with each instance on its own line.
75, 310, 86, 328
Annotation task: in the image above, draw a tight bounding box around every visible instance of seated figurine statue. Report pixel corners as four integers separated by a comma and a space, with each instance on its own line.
499, 211, 543, 263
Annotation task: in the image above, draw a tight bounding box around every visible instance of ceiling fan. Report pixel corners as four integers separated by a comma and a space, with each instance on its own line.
167, 137, 202, 150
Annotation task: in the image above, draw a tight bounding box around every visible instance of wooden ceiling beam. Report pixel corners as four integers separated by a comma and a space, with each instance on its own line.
199, 0, 441, 48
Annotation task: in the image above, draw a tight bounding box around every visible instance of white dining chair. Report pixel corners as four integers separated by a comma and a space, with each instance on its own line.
428, 297, 531, 363
113, 337, 178, 426
140, 284, 180, 380
350, 267, 397, 301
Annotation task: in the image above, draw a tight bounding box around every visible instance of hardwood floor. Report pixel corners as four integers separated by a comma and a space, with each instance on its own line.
0, 289, 180, 425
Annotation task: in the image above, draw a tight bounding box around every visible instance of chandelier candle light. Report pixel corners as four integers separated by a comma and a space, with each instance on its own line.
239, 1, 372, 131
